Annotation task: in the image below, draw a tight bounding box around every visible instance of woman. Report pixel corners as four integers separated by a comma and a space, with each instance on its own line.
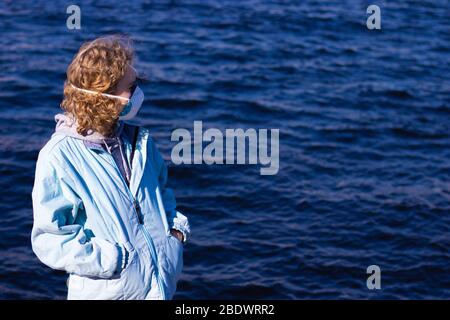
31, 35, 190, 300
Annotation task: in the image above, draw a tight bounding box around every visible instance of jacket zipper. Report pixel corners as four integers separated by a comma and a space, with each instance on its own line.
104, 151, 166, 299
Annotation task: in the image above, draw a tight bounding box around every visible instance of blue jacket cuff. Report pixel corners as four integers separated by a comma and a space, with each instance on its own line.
115, 244, 128, 274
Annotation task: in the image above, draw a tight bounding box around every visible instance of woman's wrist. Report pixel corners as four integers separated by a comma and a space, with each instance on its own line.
170, 228, 184, 243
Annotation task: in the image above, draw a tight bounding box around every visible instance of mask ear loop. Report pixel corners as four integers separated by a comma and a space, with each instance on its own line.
69, 83, 130, 102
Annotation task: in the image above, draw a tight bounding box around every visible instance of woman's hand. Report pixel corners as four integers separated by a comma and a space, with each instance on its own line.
170, 228, 184, 243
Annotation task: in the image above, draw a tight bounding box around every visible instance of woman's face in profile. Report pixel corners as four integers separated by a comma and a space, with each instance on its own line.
114, 65, 138, 101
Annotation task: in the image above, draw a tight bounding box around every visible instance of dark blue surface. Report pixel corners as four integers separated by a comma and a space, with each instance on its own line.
0, 0, 449, 299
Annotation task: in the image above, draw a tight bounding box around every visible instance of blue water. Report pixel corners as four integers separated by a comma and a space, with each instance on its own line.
0, 0, 449, 299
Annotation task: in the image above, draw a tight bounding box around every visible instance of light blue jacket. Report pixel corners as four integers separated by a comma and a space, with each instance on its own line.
31, 113, 190, 300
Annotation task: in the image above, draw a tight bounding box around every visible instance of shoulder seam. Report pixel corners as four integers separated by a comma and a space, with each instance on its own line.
46, 134, 68, 154
39, 135, 70, 168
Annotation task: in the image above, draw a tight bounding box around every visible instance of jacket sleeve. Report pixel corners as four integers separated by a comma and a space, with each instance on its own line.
31, 153, 124, 278
151, 138, 191, 243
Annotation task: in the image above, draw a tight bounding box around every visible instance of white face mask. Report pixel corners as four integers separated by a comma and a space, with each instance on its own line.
69, 83, 145, 120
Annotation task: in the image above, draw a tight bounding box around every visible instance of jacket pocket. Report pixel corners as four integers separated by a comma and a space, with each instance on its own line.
118, 242, 150, 299
167, 234, 184, 275
67, 241, 139, 300
160, 234, 184, 299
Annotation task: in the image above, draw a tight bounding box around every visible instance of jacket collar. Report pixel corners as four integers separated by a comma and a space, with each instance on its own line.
52, 112, 126, 152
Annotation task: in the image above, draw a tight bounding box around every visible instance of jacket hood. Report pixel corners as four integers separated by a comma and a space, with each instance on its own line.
53, 112, 124, 144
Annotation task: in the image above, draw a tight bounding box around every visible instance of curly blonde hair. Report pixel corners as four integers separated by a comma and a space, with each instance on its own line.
61, 35, 134, 137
